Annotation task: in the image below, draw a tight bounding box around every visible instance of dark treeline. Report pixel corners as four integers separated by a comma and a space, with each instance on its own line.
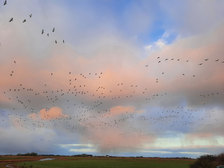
17, 152, 38, 156
16, 153, 60, 156
191, 153, 224, 168
72, 154, 93, 157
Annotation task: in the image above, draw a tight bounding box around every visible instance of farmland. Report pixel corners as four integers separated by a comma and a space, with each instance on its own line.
0, 156, 195, 168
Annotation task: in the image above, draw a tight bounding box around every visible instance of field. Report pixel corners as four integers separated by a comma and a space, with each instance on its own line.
0, 156, 195, 168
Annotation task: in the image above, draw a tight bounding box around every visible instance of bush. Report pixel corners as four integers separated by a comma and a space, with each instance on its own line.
217, 153, 224, 164
190, 154, 223, 168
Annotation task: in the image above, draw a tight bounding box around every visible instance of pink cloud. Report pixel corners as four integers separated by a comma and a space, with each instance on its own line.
110, 106, 135, 115
29, 107, 68, 120
105, 106, 143, 117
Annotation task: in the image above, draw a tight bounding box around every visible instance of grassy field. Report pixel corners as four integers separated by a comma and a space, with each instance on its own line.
16, 157, 194, 168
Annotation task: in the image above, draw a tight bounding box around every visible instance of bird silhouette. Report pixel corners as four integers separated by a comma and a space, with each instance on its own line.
9, 18, 13, 22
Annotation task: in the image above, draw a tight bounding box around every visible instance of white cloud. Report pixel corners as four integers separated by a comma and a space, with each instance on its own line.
179, 151, 209, 156
144, 32, 169, 54
69, 148, 96, 153
60, 144, 94, 148
141, 150, 173, 154
143, 135, 224, 150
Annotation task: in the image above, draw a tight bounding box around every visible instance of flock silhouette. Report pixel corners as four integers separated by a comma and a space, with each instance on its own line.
3, 0, 65, 45
0, 0, 224, 135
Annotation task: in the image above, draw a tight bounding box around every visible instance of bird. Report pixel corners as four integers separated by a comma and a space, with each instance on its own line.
22, 19, 26, 23
52, 27, 55, 32
41, 29, 44, 34
9, 18, 13, 22
3, 0, 7, 5
55, 40, 57, 44
29, 14, 32, 18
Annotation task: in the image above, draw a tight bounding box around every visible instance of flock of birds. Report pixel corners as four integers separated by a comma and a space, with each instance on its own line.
0, 0, 224, 137
1, 55, 223, 133
2, 0, 65, 45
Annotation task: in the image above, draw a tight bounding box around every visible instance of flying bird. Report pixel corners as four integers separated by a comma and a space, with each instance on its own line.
29, 14, 32, 18
3, 0, 7, 5
9, 18, 13, 22
52, 27, 55, 32
41, 29, 44, 34
22, 19, 26, 23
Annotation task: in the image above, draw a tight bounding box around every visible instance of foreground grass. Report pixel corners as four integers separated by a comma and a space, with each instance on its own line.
17, 158, 194, 168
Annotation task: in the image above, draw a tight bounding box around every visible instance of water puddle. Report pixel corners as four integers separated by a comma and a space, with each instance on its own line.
39, 158, 55, 161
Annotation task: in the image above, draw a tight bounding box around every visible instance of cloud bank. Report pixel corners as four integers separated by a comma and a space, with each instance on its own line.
0, 0, 224, 157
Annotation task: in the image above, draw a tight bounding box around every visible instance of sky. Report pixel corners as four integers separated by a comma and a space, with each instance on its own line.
0, 0, 224, 158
